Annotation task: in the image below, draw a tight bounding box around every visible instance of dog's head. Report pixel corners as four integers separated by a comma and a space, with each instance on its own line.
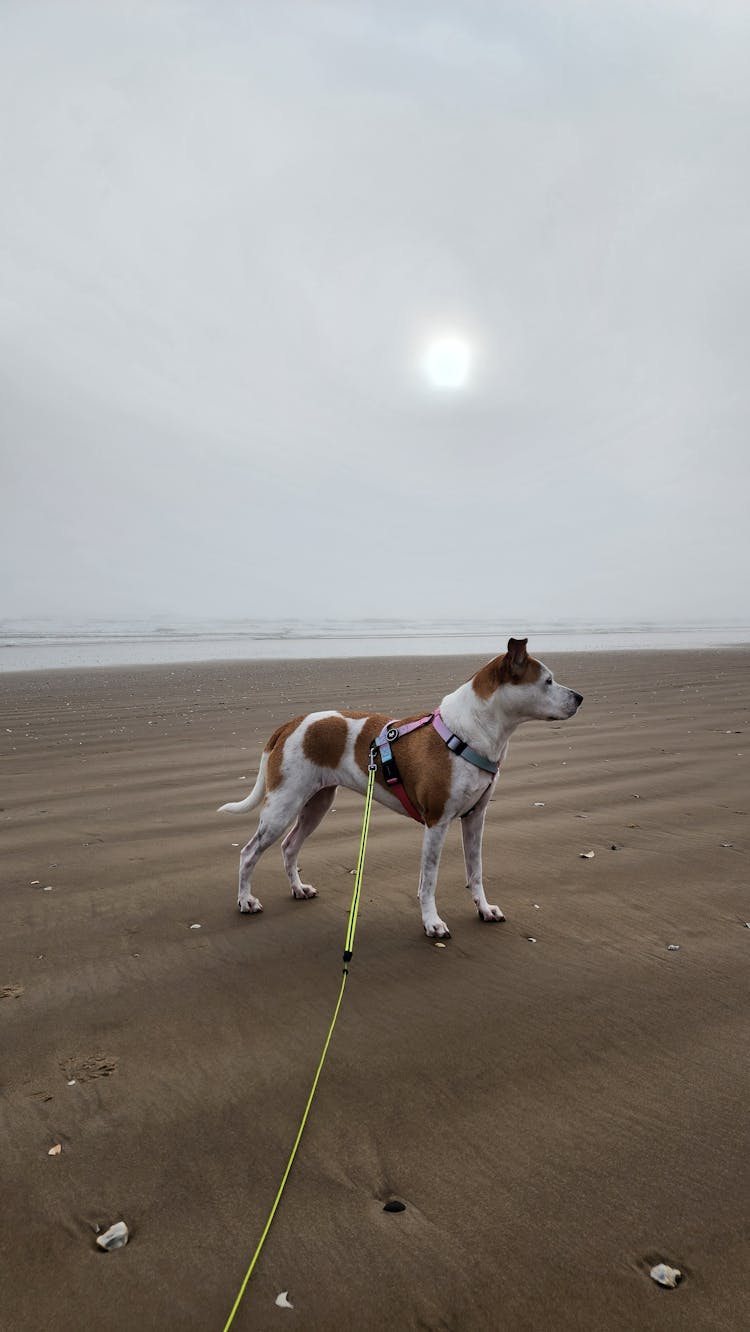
475, 637, 583, 723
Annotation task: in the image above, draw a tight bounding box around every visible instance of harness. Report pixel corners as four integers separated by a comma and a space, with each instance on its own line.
372, 710, 499, 824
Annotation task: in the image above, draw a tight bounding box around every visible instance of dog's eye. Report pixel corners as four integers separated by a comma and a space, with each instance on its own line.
545, 678, 553, 686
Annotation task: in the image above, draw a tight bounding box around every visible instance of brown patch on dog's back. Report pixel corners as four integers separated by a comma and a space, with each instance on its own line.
303, 714, 349, 769
265, 715, 304, 790
349, 711, 452, 826
351, 713, 388, 784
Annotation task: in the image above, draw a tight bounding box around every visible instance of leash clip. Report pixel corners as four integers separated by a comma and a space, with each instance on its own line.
368, 744, 377, 772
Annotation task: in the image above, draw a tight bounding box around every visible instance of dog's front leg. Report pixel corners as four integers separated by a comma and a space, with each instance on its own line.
461, 784, 505, 923
418, 822, 451, 938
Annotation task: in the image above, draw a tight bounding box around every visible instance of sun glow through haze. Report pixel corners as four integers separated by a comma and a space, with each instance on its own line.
422, 335, 473, 389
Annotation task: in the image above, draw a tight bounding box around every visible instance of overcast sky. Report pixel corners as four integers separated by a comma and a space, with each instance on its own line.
2, 0, 749, 623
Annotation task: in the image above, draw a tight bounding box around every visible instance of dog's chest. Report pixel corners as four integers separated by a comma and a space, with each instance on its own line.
448, 758, 495, 818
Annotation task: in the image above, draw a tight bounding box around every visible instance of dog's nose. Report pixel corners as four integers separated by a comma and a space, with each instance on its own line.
573, 692, 583, 707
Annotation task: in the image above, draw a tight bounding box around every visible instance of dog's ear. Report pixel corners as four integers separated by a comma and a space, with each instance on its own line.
505, 637, 529, 681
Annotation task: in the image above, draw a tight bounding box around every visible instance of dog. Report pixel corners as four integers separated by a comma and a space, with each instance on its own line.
218, 638, 583, 938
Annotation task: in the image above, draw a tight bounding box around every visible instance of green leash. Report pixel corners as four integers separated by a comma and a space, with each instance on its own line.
222, 754, 377, 1331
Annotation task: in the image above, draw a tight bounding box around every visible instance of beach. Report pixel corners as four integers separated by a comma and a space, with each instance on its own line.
1, 649, 748, 1330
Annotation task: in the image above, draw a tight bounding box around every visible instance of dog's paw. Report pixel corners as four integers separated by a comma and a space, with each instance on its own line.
424, 919, 451, 939
238, 895, 263, 914
292, 884, 318, 900
478, 904, 506, 923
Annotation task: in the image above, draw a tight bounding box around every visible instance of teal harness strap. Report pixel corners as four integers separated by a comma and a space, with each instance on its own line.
432, 710, 499, 775
450, 741, 497, 773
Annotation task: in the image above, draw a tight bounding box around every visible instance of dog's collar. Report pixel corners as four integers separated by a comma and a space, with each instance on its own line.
432, 711, 499, 774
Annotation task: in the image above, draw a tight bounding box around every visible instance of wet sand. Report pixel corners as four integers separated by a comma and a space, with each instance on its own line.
1, 650, 748, 1330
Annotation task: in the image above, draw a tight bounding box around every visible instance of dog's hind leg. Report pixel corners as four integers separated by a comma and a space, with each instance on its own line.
281, 785, 337, 899
237, 793, 302, 914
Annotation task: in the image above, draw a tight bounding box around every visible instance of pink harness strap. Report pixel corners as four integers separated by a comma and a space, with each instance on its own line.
388, 714, 435, 739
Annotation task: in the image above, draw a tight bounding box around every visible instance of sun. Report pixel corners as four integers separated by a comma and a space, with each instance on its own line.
421, 335, 473, 390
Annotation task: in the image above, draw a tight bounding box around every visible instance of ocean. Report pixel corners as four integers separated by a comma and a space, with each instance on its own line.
1, 617, 749, 672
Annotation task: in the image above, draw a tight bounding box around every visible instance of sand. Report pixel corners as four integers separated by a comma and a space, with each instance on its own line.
1, 650, 748, 1330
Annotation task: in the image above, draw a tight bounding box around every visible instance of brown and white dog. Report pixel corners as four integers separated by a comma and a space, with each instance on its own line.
218, 638, 583, 938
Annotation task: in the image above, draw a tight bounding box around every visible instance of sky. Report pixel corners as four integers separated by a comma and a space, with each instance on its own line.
1, 0, 749, 624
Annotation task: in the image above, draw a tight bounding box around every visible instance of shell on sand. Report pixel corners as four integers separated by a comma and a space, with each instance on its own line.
649, 1262, 682, 1288
96, 1221, 129, 1251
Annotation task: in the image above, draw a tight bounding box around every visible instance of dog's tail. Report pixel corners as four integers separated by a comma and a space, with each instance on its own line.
217, 752, 268, 814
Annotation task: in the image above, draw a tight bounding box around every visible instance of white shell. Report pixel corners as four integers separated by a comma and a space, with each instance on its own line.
649, 1262, 681, 1288
580, 851, 595, 859
96, 1221, 129, 1251
275, 1291, 294, 1308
